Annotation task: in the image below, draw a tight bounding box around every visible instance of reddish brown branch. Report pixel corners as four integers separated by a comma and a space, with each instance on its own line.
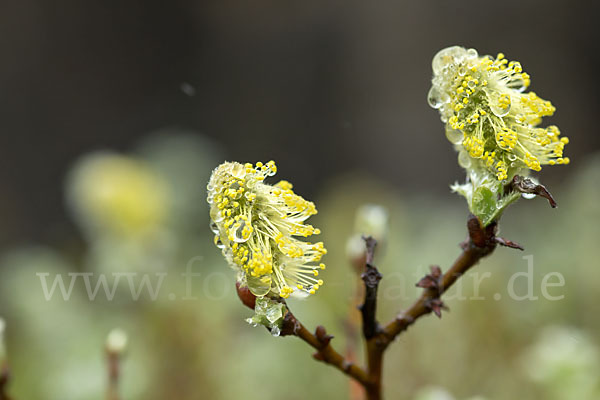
280, 311, 370, 386
349, 215, 503, 400
379, 214, 498, 346
357, 237, 385, 399
106, 345, 122, 400
355, 220, 502, 400
360, 237, 382, 340
346, 257, 368, 400
0, 366, 10, 400
241, 212, 527, 400
236, 283, 370, 387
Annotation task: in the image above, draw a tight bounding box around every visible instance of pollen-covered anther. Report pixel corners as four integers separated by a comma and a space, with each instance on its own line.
463, 136, 485, 158
496, 129, 517, 150
280, 286, 294, 299
495, 160, 509, 181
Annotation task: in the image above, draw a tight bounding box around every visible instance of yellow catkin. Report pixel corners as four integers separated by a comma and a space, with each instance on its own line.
208, 161, 326, 299
429, 46, 570, 180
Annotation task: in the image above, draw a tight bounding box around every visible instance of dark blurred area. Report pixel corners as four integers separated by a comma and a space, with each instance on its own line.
1, 0, 599, 248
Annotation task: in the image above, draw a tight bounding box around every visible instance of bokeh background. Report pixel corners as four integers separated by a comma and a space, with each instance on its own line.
0, 1, 599, 399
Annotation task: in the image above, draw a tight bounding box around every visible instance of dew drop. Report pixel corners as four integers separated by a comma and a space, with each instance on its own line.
231, 221, 251, 243
445, 128, 464, 144
246, 318, 258, 327
427, 86, 443, 109
277, 241, 288, 253
215, 237, 225, 249
270, 326, 281, 337
210, 221, 220, 235
514, 83, 527, 93
458, 151, 472, 168
265, 167, 276, 177
230, 163, 246, 179
491, 103, 511, 117
457, 66, 467, 76
210, 208, 224, 223
522, 193, 536, 200
432, 46, 465, 75
244, 191, 256, 203
489, 93, 512, 117
228, 182, 242, 199
247, 274, 272, 297
245, 178, 256, 189
466, 48, 478, 59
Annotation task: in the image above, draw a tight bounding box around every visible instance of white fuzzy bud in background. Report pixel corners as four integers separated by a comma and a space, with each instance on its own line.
346, 204, 389, 265
106, 328, 128, 355
353, 204, 389, 242
413, 386, 455, 400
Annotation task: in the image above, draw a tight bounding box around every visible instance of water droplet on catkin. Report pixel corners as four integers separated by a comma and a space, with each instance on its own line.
458, 151, 472, 168
428, 87, 443, 109
210, 221, 220, 235
445, 128, 464, 145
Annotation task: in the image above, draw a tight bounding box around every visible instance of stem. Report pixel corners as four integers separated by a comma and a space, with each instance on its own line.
0, 364, 11, 400
379, 214, 497, 346
359, 237, 384, 400
106, 350, 121, 400
359, 215, 498, 400
365, 339, 384, 400
281, 311, 370, 386
284, 214, 505, 400
360, 237, 381, 340
346, 255, 368, 400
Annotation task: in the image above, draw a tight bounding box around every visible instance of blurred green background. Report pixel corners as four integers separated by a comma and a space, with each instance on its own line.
0, 1, 599, 399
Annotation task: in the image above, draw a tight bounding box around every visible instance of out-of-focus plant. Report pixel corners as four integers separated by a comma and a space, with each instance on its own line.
0, 317, 10, 400
346, 204, 389, 268
66, 152, 175, 274
66, 152, 169, 238
344, 205, 389, 400
0, 131, 228, 400
0, 319, 5, 370
413, 386, 488, 400
520, 326, 600, 399
207, 46, 571, 400
413, 386, 455, 400
105, 328, 128, 400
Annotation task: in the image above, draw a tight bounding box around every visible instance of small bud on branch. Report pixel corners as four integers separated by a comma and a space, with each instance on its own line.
509, 175, 557, 208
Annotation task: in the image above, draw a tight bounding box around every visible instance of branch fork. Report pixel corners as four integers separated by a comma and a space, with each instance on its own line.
242, 206, 555, 399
